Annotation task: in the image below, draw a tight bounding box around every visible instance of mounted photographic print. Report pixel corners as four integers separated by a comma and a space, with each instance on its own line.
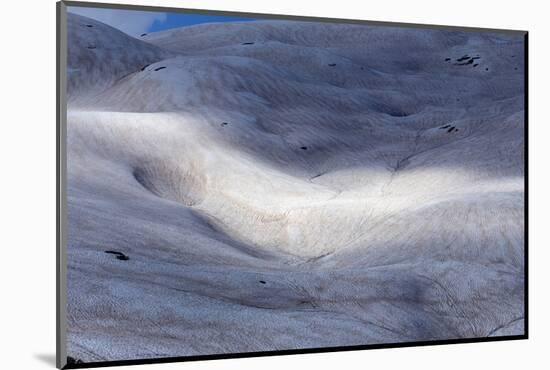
56, 1, 528, 368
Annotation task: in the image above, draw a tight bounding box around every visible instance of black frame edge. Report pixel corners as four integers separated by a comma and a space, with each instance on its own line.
523, 32, 529, 339
63, 335, 528, 369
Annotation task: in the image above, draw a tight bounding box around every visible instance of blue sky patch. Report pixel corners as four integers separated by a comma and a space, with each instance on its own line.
68, 6, 256, 37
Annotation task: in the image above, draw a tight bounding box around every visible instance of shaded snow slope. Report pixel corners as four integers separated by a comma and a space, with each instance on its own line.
66, 15, 525, 362
67, 13, 173, 102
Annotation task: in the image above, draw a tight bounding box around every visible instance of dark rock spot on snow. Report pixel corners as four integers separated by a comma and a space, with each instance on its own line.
445, 58, 451, 61
140, 64, 150, 71
310, 172, 325, 180
259, 280, 266, 284
453, 55, 480, 66
485, 68, 489, 71
441, 125, 458, 133
87, 44, 97, 49
221, 122, 229, 127
140, 33, 147, 37
328, 63, 337, 67
473, 64, 479, 67
85, 24, 93, 28
242, 42, 254, 45
67, 356, 84, 365
154, 66, 166, 71
300, 146, 308, 150
514, 67, 518, 70
105, 250, 130, 261
386, 109, 410, 117
455, 59, 474, 66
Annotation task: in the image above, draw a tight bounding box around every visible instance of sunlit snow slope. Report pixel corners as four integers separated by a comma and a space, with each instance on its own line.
66, 13, 525, 362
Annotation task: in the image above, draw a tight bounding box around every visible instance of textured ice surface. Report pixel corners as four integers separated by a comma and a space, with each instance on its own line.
66, 13, 525, 362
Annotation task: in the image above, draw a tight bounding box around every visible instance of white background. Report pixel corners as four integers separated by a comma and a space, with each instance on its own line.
1, 0, 548, 368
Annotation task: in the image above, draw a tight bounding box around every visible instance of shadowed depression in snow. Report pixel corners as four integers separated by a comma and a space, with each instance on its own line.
65, 8, 525, 363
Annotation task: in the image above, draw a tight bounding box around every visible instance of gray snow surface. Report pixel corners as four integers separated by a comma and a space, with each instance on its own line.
66, 13, 525, 362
